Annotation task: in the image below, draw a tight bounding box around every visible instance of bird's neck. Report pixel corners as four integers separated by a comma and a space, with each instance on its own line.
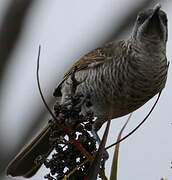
123, 39, 167, 87
128, 38, 166, 65
121, 39, 168, 99
130, 37, 166, 56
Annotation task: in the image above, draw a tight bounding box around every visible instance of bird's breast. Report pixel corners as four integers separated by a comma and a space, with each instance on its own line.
62, 55, 168, 119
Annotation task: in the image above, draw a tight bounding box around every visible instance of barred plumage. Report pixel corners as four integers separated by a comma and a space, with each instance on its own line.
60, 37, 168, 130
6, 4, 169, 178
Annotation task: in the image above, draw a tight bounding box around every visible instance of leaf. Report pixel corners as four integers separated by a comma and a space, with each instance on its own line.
85, 120, 111, 180
110, 114, 132, 180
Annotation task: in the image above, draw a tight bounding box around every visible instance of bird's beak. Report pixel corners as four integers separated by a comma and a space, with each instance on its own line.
134, 3, 167, 43
146, 4, 162, 31
151, 4, 161, 17
153, 3, 161, 15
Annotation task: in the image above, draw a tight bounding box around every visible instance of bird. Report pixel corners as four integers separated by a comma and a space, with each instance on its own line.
6, 4, 169, 178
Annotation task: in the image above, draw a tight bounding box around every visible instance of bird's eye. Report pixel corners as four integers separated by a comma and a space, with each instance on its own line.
137, 13, 147, 24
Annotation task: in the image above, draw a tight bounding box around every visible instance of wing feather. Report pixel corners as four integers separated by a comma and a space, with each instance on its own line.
53, 41, 124, 97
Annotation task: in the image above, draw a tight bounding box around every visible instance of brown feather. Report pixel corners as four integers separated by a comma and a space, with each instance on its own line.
53, 41, 123, 97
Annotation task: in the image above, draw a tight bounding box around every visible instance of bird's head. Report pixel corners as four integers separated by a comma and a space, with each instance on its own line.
132, 4, 168, 46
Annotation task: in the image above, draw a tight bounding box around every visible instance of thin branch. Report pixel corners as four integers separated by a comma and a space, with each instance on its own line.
36, 45, 57, 120
36, 46, 106, 179
86, 120, 111, 180
105, 92, 162, 150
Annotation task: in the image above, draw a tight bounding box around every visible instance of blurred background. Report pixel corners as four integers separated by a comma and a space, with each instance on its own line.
0, 0, 171, 180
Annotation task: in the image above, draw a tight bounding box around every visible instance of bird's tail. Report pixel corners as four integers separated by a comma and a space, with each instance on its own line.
6, 123, 53, 178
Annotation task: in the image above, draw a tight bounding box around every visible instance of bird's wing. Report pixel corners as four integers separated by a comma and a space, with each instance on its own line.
53, 41, 124, 97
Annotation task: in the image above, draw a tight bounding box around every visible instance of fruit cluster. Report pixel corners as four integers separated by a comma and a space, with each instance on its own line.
42, 93, 97, 180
